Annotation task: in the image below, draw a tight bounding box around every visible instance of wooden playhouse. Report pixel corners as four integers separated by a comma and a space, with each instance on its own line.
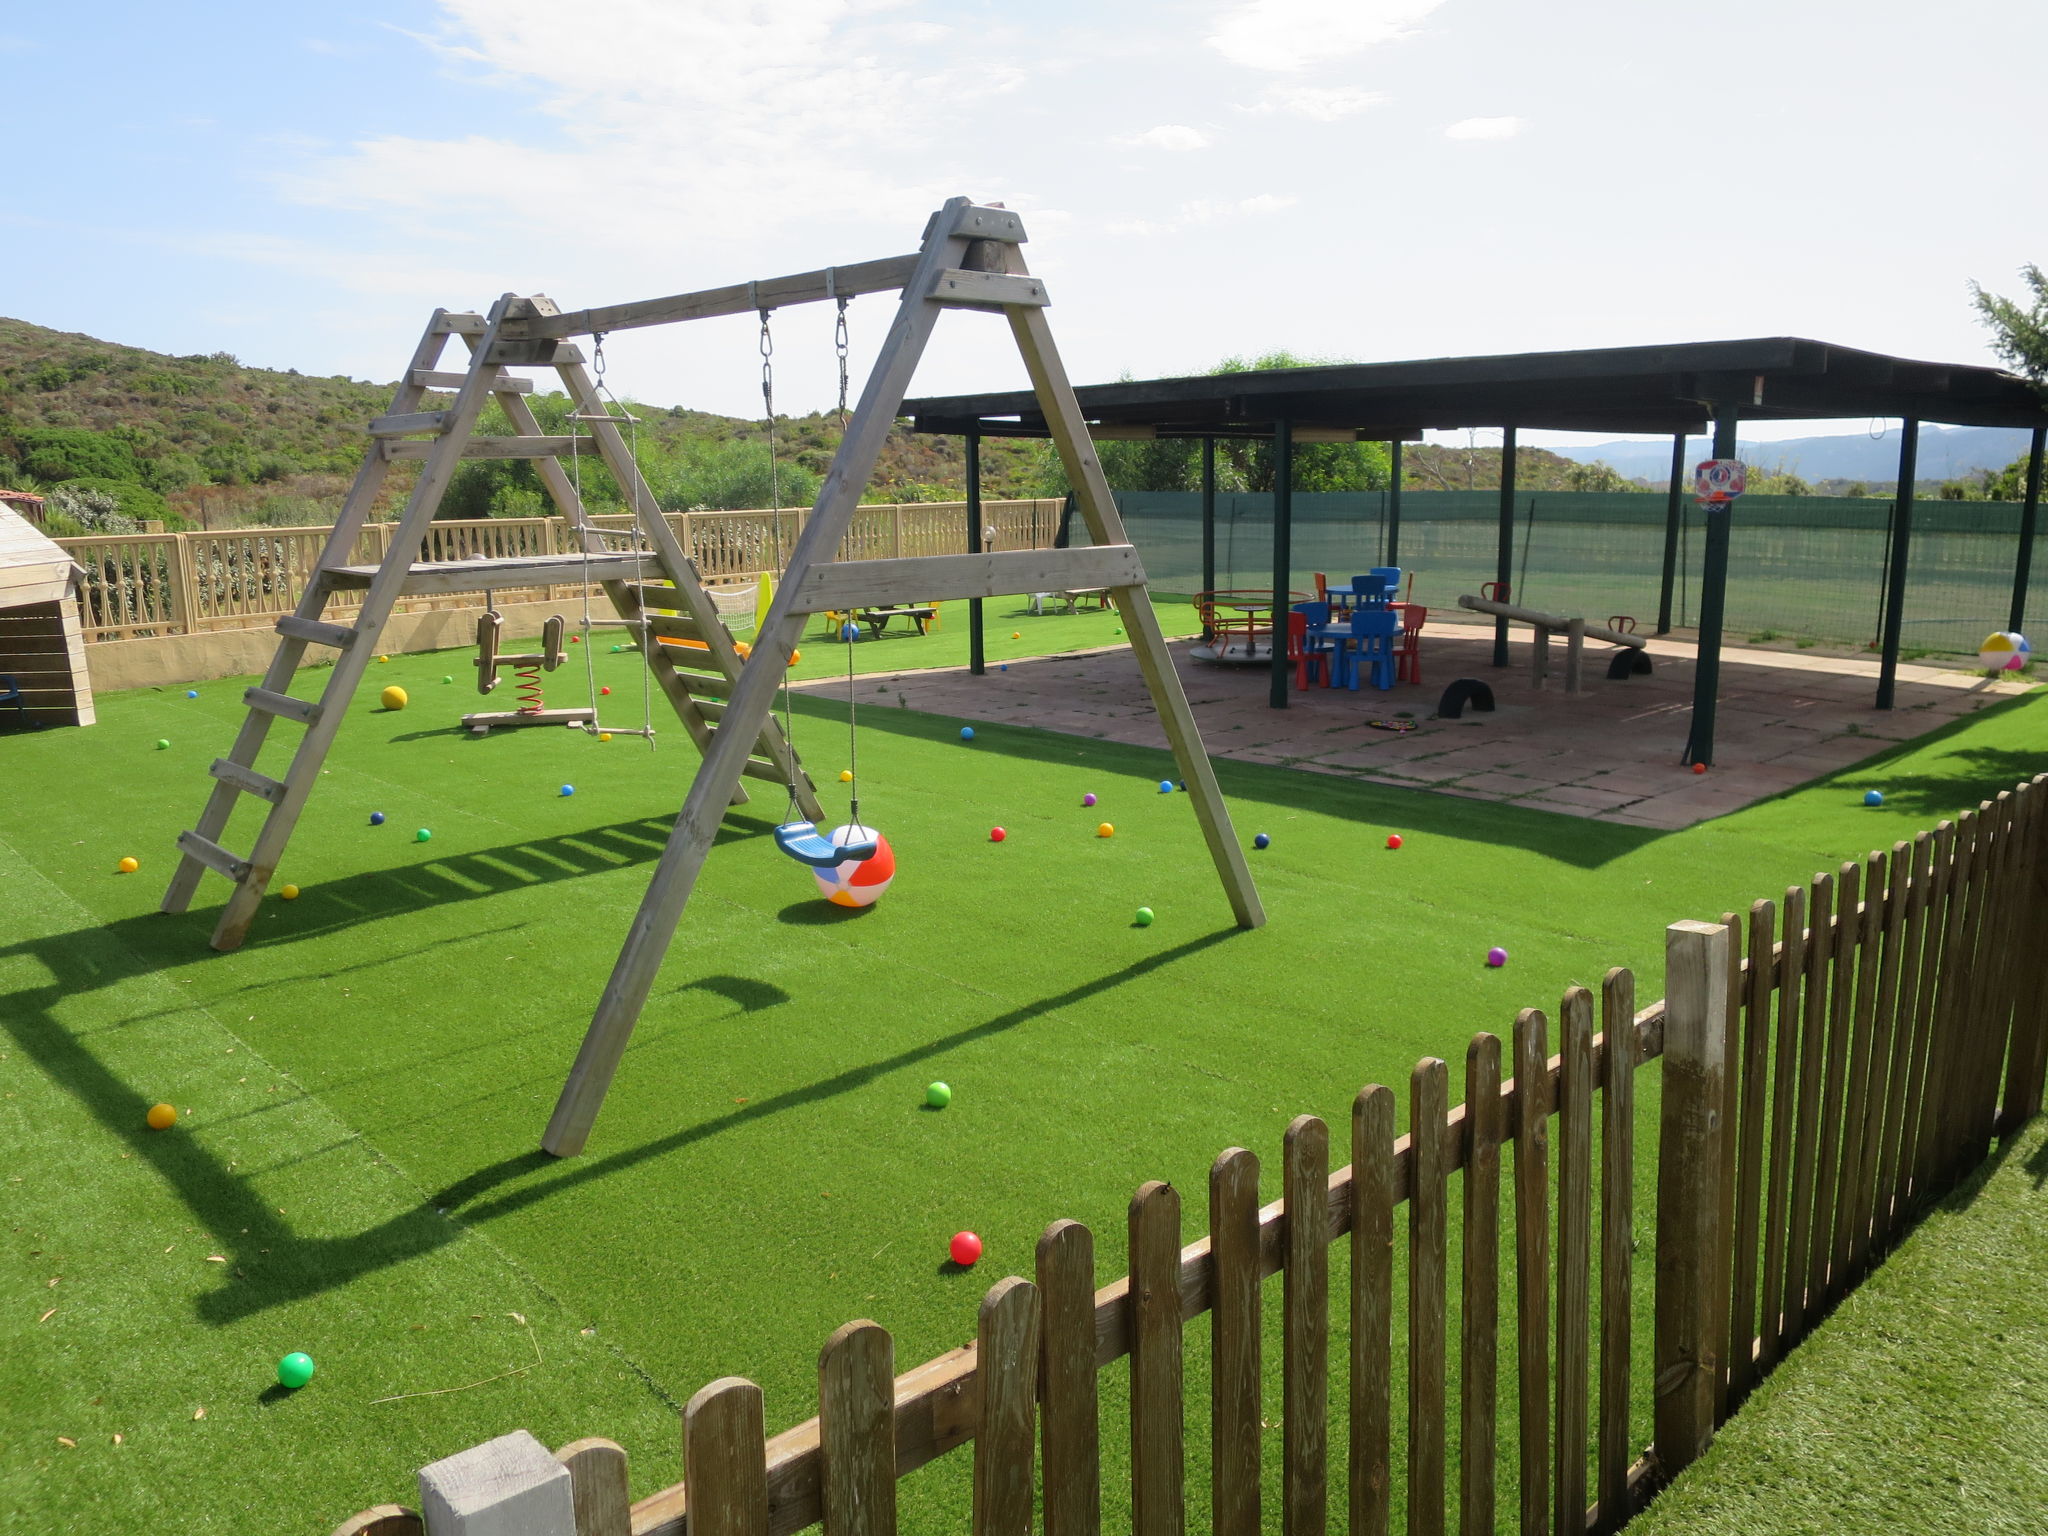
0, 504, 94, 728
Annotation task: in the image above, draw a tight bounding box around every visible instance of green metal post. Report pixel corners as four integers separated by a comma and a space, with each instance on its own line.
2009, 425, 2045, 633
1201, 436, 1217, 639
966, 431, 985, 677
1270, 418, 1294, 708
1657, 433, 1686, 634
1875, 420, 1920, 710
1493, 427, 1518, 666
1680, 411, 1738, 767
1387, 440, 1403, 566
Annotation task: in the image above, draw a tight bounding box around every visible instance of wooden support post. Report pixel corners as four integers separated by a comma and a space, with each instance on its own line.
418, 1430, 575, 1535
1657, 433, 1686, 635
1493, 427, 1517, 667
1875, 420, 1920, 711
1654, 919, 1732, 1477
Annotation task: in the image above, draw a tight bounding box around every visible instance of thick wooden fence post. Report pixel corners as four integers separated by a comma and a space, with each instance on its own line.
1654, 920, 1732, 1478
418, 1430, 576, 1535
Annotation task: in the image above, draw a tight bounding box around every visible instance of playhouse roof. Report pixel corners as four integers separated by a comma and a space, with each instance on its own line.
0, 503, 83, 608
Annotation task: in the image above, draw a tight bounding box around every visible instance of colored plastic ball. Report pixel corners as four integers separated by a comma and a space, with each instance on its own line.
1863, 790, 1884, 807
1135, 906, 1155, 926
1691, 762, 1707, 775
1000, 664, 1008, 672
156, 739, 170, 750
1011, 631, 1021, 640
1253, 833, 1270, 849
1158, 780, 1173, 794
277, 1352, 316, 1390
185, 690, 198, 699
813, 827, 896, 908
569, 634, 581, 643
839, 769, 854, 782
598, 732, 612, 743
960, 727, 975, 741
442, 675, 453, 684
279, 884, 300, 900
560, 784, 575, 797
369, 811, 385, 825
842, 622, 862, 642
990, 827, 1006, 842
378, 655, 389, 663
146, 1102, 177, 1131
1978, 630, 2031, 671
117, 856, 139, 873
1083, 793, 1097, 807
380, 685, 408, 711
1486, 946, 1508, 968
949, 1231, 983, 1266
414, 829, 432, 843
1386, 834, 1403, 850
610, 645, 624, 653
600, 686, 611, 696
789, 650, 801, 664
926, 1081, 952, 1108
1096, 823, 1115, 838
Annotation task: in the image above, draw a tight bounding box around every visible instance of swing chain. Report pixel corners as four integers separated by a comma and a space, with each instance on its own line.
758, 306, 781, 522
592, 330, 608, 387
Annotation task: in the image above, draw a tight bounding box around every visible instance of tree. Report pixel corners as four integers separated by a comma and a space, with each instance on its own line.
1969, 265, 2048, 383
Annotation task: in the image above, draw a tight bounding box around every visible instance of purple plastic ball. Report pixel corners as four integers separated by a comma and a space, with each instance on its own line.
1486, 946, 1508, 968
1082, 792, 1097, 807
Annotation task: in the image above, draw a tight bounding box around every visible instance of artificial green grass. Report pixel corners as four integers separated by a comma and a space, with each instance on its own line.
1630, 1114, 2048, 1535
0, 642, 2041, 1534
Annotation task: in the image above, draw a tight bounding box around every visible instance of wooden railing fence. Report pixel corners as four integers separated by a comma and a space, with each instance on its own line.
331, 776, 2048, 1536
56, 501, 1065, 641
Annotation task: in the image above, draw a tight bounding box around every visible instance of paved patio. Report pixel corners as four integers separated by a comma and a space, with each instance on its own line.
798, 620, 2035, 830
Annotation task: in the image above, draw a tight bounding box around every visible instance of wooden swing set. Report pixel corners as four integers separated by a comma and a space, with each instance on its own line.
159, 198, 1265, 1156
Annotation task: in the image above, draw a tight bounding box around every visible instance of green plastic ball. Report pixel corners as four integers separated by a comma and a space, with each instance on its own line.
926, 1081, 952, 1108
442, 675, 453, 684
277, 1351, 315, 1389
156, 739, 170, 750
415, 828, 432, 843
1134, 906, 1155, 927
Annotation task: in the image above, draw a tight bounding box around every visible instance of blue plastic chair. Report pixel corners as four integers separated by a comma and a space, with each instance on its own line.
1371, 566, 1403, 598
1349, 574, 1391, 607
1335, 608, 1399, 691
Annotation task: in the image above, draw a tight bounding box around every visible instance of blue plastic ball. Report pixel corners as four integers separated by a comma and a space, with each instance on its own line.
841, 622, 862, 642
369, 812, 385, 826
960, 727, 975, 741
1254, 833, 1271, 849
1158, 780, 1173, 794
1863, 790, 1884, 807
560, 784, 575, 797
185, 690, 198, 699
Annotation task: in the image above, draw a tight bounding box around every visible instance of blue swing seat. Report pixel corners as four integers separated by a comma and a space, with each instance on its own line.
773, 820, 879, 868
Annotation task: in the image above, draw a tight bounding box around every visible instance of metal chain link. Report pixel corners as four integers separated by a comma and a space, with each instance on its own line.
835, 297, 851, 431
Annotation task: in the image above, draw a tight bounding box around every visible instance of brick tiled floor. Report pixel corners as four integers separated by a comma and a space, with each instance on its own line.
796, 622, 2032, 831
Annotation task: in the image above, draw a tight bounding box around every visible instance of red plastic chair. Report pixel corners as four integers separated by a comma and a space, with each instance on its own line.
1394, 603, 1427, 685
1286, 611, 1331, 690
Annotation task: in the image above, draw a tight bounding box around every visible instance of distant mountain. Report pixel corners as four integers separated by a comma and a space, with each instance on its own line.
1551, 425, 2038, 486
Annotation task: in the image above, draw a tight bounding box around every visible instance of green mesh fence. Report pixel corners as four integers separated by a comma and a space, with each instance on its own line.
1108, 491, 2042, 657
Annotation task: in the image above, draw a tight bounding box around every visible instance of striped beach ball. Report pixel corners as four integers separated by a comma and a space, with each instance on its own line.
1978, 631, 2031, 672
813, 825, 896, 908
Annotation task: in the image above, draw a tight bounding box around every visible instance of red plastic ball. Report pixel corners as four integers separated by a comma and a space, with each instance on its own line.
949, 1231, 983, 1266
1691, 762, 1706, 775
600, 686, 612, 696
1386, 834, 1403, 850
990, 827, 1006, 842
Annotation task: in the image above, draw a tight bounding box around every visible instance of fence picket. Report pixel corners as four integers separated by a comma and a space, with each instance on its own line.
2000, 783, 2048, 1126
1850, 842, 1913, 1270
1757, 886, 1805, 1368
1409, 1058, 1450, 1536
1924, 813, 1982, 1193
1036, 1220, 1099, 1536
1595, 970, 1636, 1533
820, 1322, 896, 1536
1806, 862, 1860, 1307
1284, 1116, 1330, 1536
1129, 1181, 1185, 1536
330, 1508, 422, 1536
1969, 793, 2026, 1153
1713, 910, 1741, 1418
1208, 1152, 1261, 1536
974, 1278, 1041, 1536
1555, 990, 1594, 1535
1782, 873, 1832, 1341
1728, 901, 1774, 1401
1885, 830, 1943, 1218
1351, 1085, 1397, 1536
1511, 1010, 1552, 1536
1829, 851, 1888, 1282
1459, 1035, 1503, 1536
555, 1438, 630, 1536
684, 1378, 771, 1536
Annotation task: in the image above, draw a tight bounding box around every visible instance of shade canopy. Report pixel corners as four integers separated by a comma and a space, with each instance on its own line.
906, 336, 2047, 441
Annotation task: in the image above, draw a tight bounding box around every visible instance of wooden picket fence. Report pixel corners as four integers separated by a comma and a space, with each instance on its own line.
332, 776, 2048, 1536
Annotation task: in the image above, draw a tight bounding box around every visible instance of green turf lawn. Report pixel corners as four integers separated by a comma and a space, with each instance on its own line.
0, 622, 2041, 1534
1629, 1115, 2048, 1536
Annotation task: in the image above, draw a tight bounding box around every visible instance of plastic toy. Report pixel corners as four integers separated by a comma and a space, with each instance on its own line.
1083, 793, 1097, 807
1158, 780, 1173, 794
369, 812, 385, 825
840, 770, 854, 782
156, 739, 169, 750
1096, 823, 1114, 838
560, 785, 575, 797
960, 727, 975, 741
276, 1352, 316, 1389
1864, 790, 1884, 807
380, 685, 408, 711
185, 690, 197, 699
990, 827, 1006, 842
1387, 834, 1403, 850
415, 829, 432, 843
279, 884, 300, 900
811, 827, 896, 907
949, 1231, 982, 1266
1134, 906, 1154, 926
1692, 762, 1707, 775
598, 733, 613, 743
1253, 833, 1270, 849
1486, 946, 1508, 968
146, 1103, 177, 1130
117, 856, 139, 873
1978, 631, 2031, 671
926, 1081, 952, 1108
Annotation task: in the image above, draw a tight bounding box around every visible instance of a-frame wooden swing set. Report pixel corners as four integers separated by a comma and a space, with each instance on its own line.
161, 198, 1265, 1156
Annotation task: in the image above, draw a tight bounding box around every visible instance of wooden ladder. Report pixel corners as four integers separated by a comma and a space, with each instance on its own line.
160, 296, 820, 951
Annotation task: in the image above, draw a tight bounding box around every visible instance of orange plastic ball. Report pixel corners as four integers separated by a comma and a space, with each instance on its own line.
1096, 822, 1115, 838
117, 856, 139, 874
1691, 762, 1707, 775
146, 1103, 177, 1131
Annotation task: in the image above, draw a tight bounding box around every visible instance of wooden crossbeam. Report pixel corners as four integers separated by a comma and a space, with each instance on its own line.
321, 554, 652, 594
380, 436, 587, 461
502, 255, 921, 341
787, 546, 1144, 612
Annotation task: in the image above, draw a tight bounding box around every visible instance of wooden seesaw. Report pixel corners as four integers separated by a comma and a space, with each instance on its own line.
1457, 588, 1650, 694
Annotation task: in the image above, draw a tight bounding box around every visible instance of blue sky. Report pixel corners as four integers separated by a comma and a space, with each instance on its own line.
6, 1, 2046, 446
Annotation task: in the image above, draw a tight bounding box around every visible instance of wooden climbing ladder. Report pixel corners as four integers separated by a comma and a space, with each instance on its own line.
160, 297, 822, 951
540, 198, 1266, 1156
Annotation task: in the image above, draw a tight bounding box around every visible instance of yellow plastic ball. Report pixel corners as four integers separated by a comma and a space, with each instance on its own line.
279, 884, 300, 900
1011, 631, 1021, 639
1096, 822, 1115, 838
380, 685, 408, 711
146, 1103, 177, 1131
117, 856, 139, 873
839, 769, 854, 783
378, 655, 389, 663
598, 732, 613, 743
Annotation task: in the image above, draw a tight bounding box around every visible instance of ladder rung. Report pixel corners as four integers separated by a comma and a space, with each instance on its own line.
177, 829, 252, 883
243, 687, 322, 725
207, 758, 287, 805
275, 615, 357, 649
629, 583, 687, 609
642, 614, 700, 640
665, 670, 731, 697
381, 436, 589, 461
368, 410, 449, 437
410, 369, 533, 393
695, 699, 726, 721
741, 758, 792, 783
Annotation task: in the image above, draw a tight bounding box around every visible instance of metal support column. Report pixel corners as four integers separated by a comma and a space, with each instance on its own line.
1875, 419, 1921, 710
1493, 426, 1518, 666
1657, 432, 1686, 634
1200, 436, 1217, 640
1269, 417, 1294, 708
966, 430, 985, 677
1681, 410, 1738, 766
1386, 439, 1403, 565
2009, 425, 2045, 633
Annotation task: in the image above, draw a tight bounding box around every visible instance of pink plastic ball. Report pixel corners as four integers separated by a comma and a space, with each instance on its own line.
1082, 793, 1097, 807
1486, 946, 1508, 968
950, 1231, 983, 1266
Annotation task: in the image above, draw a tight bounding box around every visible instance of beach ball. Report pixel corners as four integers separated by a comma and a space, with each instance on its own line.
813, 826, 896, 908
380, 685, 408, 711
1978, 631, 2031, 672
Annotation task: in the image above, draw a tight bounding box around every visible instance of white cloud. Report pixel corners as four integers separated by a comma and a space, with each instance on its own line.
1444, 116, 1525, 140
1208, 0, 1443, 72
1238, 85, 1383, 121
1117, 124, 1213, 152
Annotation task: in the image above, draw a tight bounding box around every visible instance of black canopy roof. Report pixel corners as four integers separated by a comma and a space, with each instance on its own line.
905, 336, 2046, 440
